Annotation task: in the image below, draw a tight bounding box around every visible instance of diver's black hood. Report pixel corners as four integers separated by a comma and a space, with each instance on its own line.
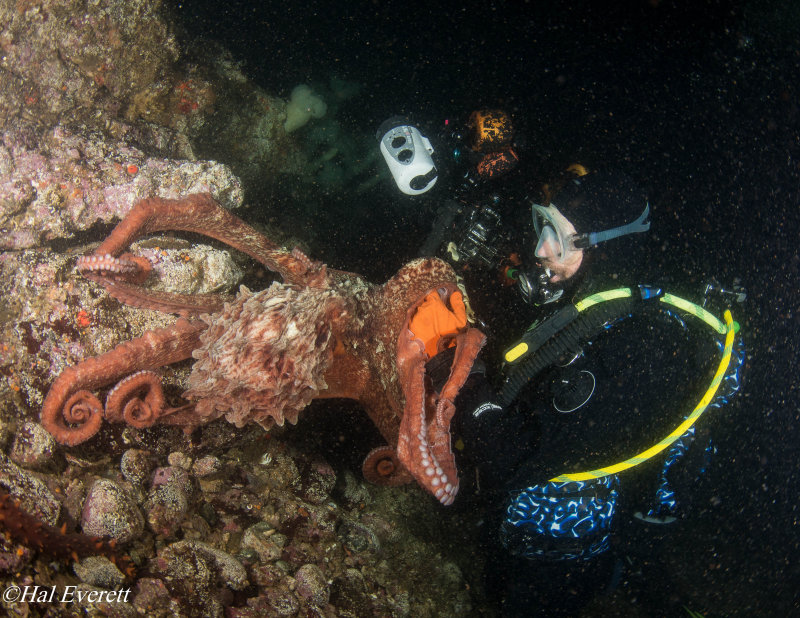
551, 172, 649, 236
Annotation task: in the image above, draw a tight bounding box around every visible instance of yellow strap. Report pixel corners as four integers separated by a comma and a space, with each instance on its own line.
575, 288, 632, 312
550, 309, 735, 483
660, 292, 727, 334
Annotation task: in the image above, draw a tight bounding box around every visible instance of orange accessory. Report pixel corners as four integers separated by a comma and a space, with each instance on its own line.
408, 290, 468, 358
468, 109, 514, 152
476, 147, 519, 180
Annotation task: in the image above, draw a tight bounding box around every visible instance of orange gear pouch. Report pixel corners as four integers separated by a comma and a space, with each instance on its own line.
409, 291, 467, 358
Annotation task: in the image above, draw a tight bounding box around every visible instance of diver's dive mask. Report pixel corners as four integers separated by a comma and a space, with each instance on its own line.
532, 202, 651, 263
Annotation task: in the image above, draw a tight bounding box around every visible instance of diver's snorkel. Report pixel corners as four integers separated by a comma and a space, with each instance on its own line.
572, 203, 651, 249
533, 202, 651, 261
377, 117, 438, 196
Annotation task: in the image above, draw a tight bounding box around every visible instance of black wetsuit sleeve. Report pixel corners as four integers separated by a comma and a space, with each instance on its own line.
454, 374, 539, 492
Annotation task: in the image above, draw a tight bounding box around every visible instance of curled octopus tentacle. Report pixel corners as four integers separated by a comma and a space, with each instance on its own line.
362, 445, 414, 487
105, 370, 166, 428
41, 318, 206, 446
394, 324, 486, 506
53, 390, 104, 446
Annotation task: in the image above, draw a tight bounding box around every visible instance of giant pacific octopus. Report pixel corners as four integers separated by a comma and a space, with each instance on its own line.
40, 193, 485, 505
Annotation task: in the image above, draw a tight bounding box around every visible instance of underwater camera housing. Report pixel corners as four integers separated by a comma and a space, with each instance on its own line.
377, 117, 438, 195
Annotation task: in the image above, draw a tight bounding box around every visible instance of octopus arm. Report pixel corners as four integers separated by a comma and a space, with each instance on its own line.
395, 328, 460, 505
436, 329, 487, 425
41, 318, 205, 445
86, 194, 324, 287
362, 445, 414, 486
81, 275, 228, 317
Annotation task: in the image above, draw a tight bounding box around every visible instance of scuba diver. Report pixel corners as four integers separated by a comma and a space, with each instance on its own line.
454, 276, 744, 615
377, 115, 745, 614
440, 179, 741, 612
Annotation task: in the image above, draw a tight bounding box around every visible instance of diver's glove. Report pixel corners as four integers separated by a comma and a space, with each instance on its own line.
459, 374, 504, 424
453, 372, 504, 454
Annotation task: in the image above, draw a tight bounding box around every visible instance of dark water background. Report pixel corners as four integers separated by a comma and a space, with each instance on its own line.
169, 0, 799, 614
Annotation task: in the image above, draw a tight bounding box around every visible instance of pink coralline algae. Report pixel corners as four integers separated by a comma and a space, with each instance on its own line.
0, 122, 244, 250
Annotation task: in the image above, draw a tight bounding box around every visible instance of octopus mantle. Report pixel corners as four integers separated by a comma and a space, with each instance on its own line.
40, 194, 485, 505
